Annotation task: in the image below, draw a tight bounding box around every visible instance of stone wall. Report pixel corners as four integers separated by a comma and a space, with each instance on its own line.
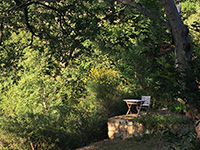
108, 115, 151, 139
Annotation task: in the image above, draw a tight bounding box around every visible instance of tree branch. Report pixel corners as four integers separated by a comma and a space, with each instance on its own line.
0, 18, 3, 46
3, 0, 30, 12
33, 1, 62, 13
1, 0, 73, 45
13, 0, 36, 45
1, 0, 61, 13
110, 0, 171, 31
24, 8, 35, 35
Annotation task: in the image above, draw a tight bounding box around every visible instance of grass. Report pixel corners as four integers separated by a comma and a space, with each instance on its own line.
76, 134, 167, 150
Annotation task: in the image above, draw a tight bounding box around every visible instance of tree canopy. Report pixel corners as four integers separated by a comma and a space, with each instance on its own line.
0, 0, 200, 149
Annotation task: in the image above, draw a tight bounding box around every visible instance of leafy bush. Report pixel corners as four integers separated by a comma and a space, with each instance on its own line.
135, 113, 196, 150
85, 66, 126, 117
167, 101, 189, 114
0, 47, 108, 149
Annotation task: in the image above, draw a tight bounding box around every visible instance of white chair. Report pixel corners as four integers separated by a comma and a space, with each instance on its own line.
141, 96, 151, 112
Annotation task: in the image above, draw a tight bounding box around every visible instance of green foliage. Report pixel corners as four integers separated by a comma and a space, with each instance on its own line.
0, 39, 108, 149
0, 46, 66, 149
153, 54, 181, 100
182, 0, 197, 17
163, 128, 197, 150
0, 0, 200, 149
136, 113, 196, 150
85, 66, 126, 117
167, 101, 189, 113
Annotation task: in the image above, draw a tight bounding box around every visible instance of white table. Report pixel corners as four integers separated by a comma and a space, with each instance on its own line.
123, 99, 145, 117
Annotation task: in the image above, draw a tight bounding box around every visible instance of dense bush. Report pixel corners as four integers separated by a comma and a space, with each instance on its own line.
0, 46, 108, 149
85, 66, 127, 117
136, 113, 197, 150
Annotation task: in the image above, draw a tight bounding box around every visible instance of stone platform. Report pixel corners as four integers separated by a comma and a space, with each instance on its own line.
108, 115, 151, 139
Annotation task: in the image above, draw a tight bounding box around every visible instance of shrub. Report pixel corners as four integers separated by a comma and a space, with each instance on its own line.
85, 66, 126, 117
136, 113, 196, 150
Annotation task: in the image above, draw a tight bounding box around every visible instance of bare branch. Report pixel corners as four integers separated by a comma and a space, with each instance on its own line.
0, 18, 3, 46
24, 8, 35, 36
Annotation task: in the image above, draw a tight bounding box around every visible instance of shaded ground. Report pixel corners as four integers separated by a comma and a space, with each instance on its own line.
76, 108, 195, 150
76, 134, 166, 150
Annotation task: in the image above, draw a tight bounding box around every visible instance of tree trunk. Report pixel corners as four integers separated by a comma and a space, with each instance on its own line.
162, 0, 199, 104
162, 0, 189, 70
114, 0, 200, 105
163, 1, 200, 148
